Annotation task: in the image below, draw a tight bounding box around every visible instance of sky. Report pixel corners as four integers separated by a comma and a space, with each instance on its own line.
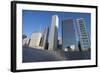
22, 10, 91, 41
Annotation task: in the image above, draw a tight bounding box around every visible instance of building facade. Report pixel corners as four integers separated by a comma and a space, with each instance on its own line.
22, 38, 30, 47
29, 32, 42, 48
48, 15, 59, 50
62, 18, 78, 51
76, 18, 90, 51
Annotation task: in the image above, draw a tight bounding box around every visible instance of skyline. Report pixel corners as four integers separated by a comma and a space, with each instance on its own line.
22, 10, 91, 42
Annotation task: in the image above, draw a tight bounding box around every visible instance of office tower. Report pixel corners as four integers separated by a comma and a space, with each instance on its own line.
62, 18, 78, 51
48, 15, 59, 50
39, 26, 49, 49
76, 18, 90, 51
29, 32, 42, 48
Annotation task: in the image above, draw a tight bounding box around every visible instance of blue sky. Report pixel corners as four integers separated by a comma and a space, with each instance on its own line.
22, 10, 91, 41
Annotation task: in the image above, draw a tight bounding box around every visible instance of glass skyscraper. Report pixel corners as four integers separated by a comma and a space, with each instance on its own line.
76, 18, 90, 51
62, 18, 78, 51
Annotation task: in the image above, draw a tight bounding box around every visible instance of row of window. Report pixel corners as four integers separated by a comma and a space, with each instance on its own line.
82, 45, 89, 49
82, 39, 89, 43
82, 41, 89, 46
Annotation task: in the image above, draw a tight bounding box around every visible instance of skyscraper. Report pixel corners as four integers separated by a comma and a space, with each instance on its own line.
48, 15, 59, 50
62, 18, 78, 51
39, 26, 49, 49
76, 18, 90, 51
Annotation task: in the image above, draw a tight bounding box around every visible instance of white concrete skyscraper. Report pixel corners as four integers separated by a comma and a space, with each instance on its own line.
48, 15, 59, 50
